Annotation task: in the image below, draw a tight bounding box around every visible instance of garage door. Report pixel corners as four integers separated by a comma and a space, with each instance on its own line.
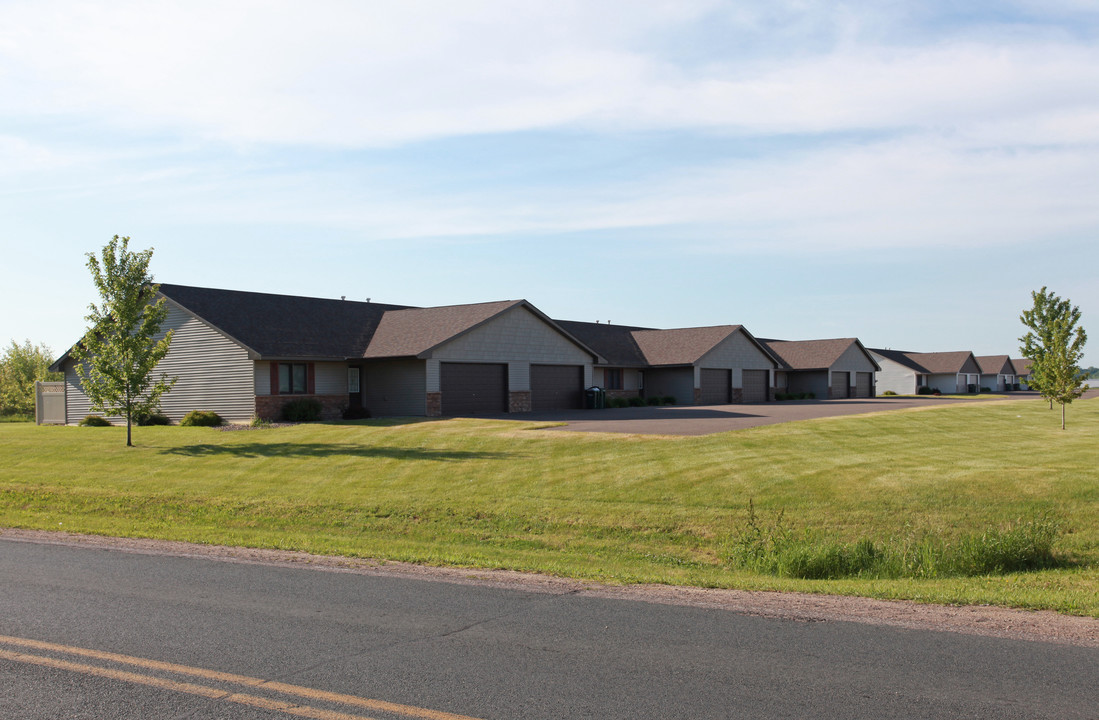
855, 372, 873, 398
531, 365, 583, 410
832, 372, 850, 399
741, 369, 769, 403
699, 368, 731, 404
441, 363, 507, 415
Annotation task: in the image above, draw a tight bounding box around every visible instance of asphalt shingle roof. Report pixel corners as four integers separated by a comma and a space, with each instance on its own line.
760, 338, 867, 371
363, 300, 524, 358
159, 284, 411, 358
869, 348, 977, 374
553, 320, 652, 367
631, 325, 749, 366
975, 355, 1013, 374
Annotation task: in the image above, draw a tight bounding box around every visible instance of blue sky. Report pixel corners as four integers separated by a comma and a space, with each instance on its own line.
2, 0, 1097, 365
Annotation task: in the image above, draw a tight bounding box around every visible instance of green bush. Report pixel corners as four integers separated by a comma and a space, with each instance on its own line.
136, 412, 171, 426
342, 405, 371, 420
882, 390, 897, 396
249, 415, 272, 428
180, 410, 224, 427
774, 392, 788, 401
917, 386, 933, 395
608, 397, 629, 409
661, 396, 676, 405
980, 387, 991, 393
646, 396, 661, 406
282, 397, 323, 422
78, 415, 111, 427
627, 396, 646, 407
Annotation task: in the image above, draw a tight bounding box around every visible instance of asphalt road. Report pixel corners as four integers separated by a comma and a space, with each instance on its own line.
2, 537, 1096, 719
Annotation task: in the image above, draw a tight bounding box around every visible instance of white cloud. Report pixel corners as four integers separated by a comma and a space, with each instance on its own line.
3, 1, 1099, 149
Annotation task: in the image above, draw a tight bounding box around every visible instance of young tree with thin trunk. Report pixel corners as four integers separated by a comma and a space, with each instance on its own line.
1020, 287, 1088, 429
73, 236, 176, 446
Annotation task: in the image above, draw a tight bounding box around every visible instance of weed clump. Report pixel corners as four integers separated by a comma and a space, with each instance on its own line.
726, 500, 1064, 580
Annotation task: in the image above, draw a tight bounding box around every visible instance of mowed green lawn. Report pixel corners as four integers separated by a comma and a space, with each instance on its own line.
2, 397, 1097, 616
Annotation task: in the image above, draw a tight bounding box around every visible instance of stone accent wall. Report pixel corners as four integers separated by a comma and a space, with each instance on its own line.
426, 392, 442, 417
693, 388, 703, 405
508, 391, 531, 413
732, 388, 743, 404
255, 394, 346, 421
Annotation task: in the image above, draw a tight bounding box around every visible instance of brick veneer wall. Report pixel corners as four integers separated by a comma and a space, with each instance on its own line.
255, 394, 346, 421
426, 392, 442, 417
604, 389, 640, 401
693, 388, 703, 405
508, 391, 531, 413
732, 388, 744, 403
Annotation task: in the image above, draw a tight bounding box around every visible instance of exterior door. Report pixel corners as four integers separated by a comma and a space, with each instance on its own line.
531, 365, 583, 410
441, 363, 507, 415
741, 369, 769, 403
699, 368, 732, 404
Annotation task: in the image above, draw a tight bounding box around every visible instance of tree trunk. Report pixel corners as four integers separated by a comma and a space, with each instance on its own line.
1061, 402, 1066, 430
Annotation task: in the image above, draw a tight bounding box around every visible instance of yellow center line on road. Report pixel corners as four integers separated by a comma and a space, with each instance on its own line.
0, 635, 485, 720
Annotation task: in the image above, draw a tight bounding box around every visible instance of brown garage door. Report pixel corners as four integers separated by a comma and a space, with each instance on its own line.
741, 369, 769, 403
531, 365, 583, 410
699, 368, 732, 404
441, 363, 507, 415
832, 371, 850, 399
855, 372, 873, 398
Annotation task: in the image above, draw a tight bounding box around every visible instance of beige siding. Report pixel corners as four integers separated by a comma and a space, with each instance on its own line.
365, 359, 426, 416
645, 368, 694, 404
697, 331, 774, 389
788, 370, 828, 397
431, 307, 593, 365
314, 362, 348, 395
255, 362, 272, 396
870, 353, 917, 395
834, 343, 877, 375
64, 303, 255, 423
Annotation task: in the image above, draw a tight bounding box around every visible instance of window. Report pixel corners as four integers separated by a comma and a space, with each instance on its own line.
348, 367, 360, 394
605, 368, 623, 390
279, 363, 308, 394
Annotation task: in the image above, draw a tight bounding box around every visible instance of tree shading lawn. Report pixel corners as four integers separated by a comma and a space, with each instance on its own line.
2, 399, 1097, 616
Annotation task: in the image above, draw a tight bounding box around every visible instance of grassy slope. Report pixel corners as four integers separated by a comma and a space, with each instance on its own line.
2, 398, 1097, 615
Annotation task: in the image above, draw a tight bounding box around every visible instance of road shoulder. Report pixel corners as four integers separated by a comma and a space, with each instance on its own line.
3, 527, 1095, 648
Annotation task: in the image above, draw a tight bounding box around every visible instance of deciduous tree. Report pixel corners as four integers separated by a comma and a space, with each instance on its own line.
1020, 287, 1088, 429
0, 340, 62, 416
73, 236, 176, 445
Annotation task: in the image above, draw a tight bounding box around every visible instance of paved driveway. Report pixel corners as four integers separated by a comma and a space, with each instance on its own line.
500, 394, 1033, 436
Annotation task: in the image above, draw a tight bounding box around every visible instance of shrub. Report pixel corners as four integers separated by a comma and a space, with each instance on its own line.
661, 396, 676, 405
627, 396, 646, 407
608, 397, 629, 409
342, 405, 371, 420
932, 388, 941, 395
916, 386, 932, 395
646, 396, 661, 406
882, 390, 897, 396
78, 415, 111, 427
180, 410, 224, 427
282, 397, 323, 422
137, 412, 171, 426
980, 387, 991, 393
1013, 383, 1021, 391
249, 415, 272, 428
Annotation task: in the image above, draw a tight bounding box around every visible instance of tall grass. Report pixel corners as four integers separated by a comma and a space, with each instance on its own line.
727, 500, 1064, 580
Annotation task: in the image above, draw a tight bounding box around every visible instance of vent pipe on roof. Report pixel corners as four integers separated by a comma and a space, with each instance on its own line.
341, 296, 346, 301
